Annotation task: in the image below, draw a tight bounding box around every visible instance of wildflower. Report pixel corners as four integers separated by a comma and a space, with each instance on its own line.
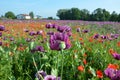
44, 75, 61, 80
111, 70, 120, 80
82, 29, 89, 33
0, 42, 2, 46
26, 38, 32, 42
96, 70, 103, 78
83, 59, 87, 65
117, 41, 120, 47
47, 32, 54, 36
76, 28, 80, 32
101, 35, 107, 39
49, 32, 71, 50
57, 25, 71, 32
112, 52, 120, 60
107, 64, 119, 70
29, 31, 36, 36
37, 30, 43, 35
0, 25, 5, 31
35, 46, 45, 52
78, 65, 84, 72
24, 29, 29, 32
10, 37, 14, 41
79, 38, 83, 41
109, 48, 115, 54
46, 23, 53, 28
35, 70, 47, 80
0, 32, 2, 37
104, 68, 116, 79
93, 34, 99, 39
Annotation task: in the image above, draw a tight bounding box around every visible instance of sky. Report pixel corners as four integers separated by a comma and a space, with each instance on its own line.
0, 0, 120, 18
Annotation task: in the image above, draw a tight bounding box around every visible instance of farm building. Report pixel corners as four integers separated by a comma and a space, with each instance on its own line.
16, 14, 31, 20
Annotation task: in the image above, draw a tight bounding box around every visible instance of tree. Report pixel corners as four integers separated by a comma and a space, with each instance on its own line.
109, 11, 118, 21
57, 9, 69, 20
102, 9, 110, 21
5, 11, 16, 19
118, 14, 120, 22
70, 8, 80, 20
47, 17, 53, 20
80, 9, 90, 20
57, 8, 80, 20
91, 8, 110, 21
29, 12, 34, 19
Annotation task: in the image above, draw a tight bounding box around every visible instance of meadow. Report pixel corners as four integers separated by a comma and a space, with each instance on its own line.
0, 20, 120, 80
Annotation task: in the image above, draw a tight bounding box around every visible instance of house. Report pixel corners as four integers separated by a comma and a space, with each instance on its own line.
16, 14, 31, 20
34, 15, 42, 19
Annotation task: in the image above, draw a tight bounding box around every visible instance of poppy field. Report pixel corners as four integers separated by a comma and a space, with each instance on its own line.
0, 20, 120, 80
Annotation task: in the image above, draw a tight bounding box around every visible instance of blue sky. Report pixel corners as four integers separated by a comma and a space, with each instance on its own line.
0, 0, 120, 18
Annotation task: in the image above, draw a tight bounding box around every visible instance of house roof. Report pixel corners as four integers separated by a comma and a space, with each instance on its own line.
17, 14, 30, 16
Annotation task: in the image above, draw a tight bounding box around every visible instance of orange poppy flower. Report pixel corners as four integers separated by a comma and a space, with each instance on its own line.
79, 38, 83, 41
89, 37, 93, 42
109, 48, 115, 54
83, 59, 87, 65
117, 41, 120, 47
78, 65, 84, 72
83, 53, 87, 57
96, 70, 103, 78
107, 64, 119, 70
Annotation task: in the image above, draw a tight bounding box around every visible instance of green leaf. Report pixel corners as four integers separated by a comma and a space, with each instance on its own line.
30, 41, 35, 49
0, 46, 5, 53
51, 68, 58, 76
89, 66, 96, 77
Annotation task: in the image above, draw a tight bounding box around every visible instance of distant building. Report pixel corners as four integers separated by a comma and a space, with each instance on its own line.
16, 14, 31, 20
34, 15, 42, 19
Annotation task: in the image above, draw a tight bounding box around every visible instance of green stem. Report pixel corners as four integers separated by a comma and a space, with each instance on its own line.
61, 49, 64, 80
32, 56, 38, 71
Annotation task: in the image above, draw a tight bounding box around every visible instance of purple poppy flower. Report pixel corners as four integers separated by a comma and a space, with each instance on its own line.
82, 29, 89, 33
35, 70, 47, 79
2, 36, 7, 40
111, 33, 119, 39
104, 68, 116, 79
44, 75, 56, 80
44, 75, 61, 80
30, 48, 36, 53
26, 38, 32, 42
47, 32, 54, 36
10, 37, 14, 41
67, 32, 72, 37
52, 24, 58, 29
49, 32, 71, 50
101, 35, 107, 39
29, 31, 36, 36
108, 37, 113, 41
57, 25, 71, 32
35, 46, 45, 52
111, 70, 120, 80
24, 29, 29, 32
76, 28, 80, 32
0, 25, 5, 31
0, 42, 2, 46
112, 53, 120, 60
0, 32, 2, 37
46, 23, 53, 29
37, 30, 43, 35
93, 34, 99, 39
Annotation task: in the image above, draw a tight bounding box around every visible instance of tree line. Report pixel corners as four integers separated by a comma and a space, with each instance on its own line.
0, 11, 55, 20
0, 11, 35, 19
57, 8, 120, 22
